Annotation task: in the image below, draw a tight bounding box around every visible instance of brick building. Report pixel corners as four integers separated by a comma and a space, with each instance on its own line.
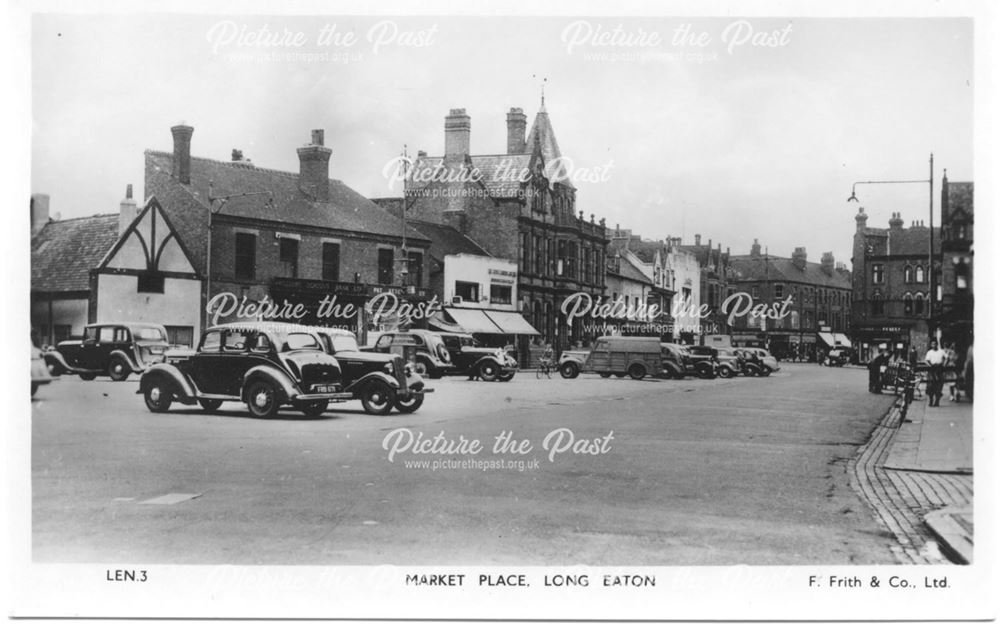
670, 234, 735, 340
146, 125, 431, 341
606, 227, 675, 338
850, 208, 939, 362
937, 174, 974, 362
730, 241, 852, 360
398, 102, 608, 357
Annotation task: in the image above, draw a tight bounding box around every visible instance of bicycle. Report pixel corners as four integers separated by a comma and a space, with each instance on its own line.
536, 358, 554, 379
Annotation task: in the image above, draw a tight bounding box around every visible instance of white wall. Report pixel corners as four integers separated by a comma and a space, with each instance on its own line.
442, 254, 518, 310
96, 274, 201, 342
668, 249, 702, 340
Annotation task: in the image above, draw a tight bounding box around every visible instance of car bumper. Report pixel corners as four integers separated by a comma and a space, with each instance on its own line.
294, 392, 355, 401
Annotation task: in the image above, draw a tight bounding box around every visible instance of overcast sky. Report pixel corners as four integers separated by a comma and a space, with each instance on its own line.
31, 14, 972, 267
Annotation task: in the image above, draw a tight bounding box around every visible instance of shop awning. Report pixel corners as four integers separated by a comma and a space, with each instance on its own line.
483, 310, 541, 335
442, 308, 504, 334
818, 332, 837, 346
834, 333, 852, 347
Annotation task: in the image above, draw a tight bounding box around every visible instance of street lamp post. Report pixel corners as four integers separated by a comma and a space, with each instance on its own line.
847, 153, 935, 345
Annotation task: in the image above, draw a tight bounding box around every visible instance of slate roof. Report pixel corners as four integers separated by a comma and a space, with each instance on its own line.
405, 154, 531, 199
858, 224, 941, 256
524, 106, 574, 190
729, 255, 852, 289
408, 219, 491, 266
31, 214, 119, 293
609, 237, 664, 265
609, 253, 653, 285
145, 150, 429, 276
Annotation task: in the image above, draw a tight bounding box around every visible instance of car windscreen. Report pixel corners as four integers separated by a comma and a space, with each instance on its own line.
330, 335, 360, 353
282, 332, 320, 351
133, 326, 166, 341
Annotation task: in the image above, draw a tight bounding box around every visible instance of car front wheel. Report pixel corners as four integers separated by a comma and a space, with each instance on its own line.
394, 392, 424, 413
144, 380, 173, 413
478, 360, 500, 382
718, 365, 734, 379
560, 362, 580, 379
108, 356, 131, 382
245, 380, 281, 419
361, 382, 395, 415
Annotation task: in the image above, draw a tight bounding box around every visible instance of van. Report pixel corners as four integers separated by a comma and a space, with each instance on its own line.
558, 336, 666, 380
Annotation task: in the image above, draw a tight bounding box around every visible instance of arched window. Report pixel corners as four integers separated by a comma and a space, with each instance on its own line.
915, 265, 925, 283
904, 266, 913, 283
914, 292, 925, 315
903, 292, 913, 315
871, 293, 884, 317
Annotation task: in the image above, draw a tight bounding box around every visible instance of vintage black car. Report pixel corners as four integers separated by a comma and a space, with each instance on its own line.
682, 345, 720, 379
138, 322, 352, 418
436, 332, 518, 381
44, 322, 170, 381
368, 330, 452, 379
311, 327, 432, 415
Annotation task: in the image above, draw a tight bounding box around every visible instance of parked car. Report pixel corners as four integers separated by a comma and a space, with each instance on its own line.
683, 345, 720, 379
658, 343, 697, 379
310, 327, 432, 414
714, 347, 746, 379
138, 322, 353, 418
742, 347, 780, 374
368, 330, 452, 379
31, 344, 53, 396
824, 347, 850, 367
559, 336, 667, 380
44, 323, 170, 381
436, 332, 518, 381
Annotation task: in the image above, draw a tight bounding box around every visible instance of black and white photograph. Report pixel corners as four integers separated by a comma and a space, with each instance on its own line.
7, 0, 997, 621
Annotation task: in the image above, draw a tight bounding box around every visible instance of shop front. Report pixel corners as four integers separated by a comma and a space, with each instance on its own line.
852, 324, 913, 364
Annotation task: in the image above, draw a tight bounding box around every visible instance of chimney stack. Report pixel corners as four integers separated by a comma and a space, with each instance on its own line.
855, 207, 868, 232
297, 129, 332, 201
695, 233, 701, 246
30, 193, 50, 233
792, 246, 807, 270
444, 108, 471, 162
506, 107, 527, 154
751, 239, 761, 258
889, 212, 904, 230
119, 184, 138, 235
170, 124, 194, 185
820, 251, 835, 275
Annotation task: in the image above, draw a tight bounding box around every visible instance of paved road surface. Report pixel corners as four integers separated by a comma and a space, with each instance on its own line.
31, 364, 899, 564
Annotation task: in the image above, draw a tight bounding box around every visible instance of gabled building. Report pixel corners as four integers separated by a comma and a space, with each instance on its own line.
607, 227, 675, 338
730, 242, 852, 360
398, 102, 608, 356
146, 125, 432, 340
851, 208, 940, 361
671, 234, 735, 338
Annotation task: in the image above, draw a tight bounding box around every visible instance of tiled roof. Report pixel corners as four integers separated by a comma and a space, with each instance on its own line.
944, 181, 973, 220
408, 219, 490, 264
525, 108, 574, 190
609, 237, 663, 264
31, 214, 119, 293
729, 255, 852, 289
146, 151, 429, 275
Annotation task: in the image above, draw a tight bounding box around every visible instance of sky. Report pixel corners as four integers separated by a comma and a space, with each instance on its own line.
31, 14, 973, 268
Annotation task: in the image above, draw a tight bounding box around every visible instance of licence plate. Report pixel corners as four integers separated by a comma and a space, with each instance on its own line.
314, 384, 338, 393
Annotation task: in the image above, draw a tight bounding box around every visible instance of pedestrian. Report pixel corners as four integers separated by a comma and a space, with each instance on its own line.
961, 344, 974, 402
924, 339, 947, 407
868, 346, 889, 393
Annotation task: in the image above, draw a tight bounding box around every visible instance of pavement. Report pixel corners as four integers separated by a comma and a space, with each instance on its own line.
881, 394, 974, 563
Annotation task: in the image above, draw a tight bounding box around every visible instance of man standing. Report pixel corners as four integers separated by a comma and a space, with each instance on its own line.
924, 339, 948, 407
868, 345, 889, 393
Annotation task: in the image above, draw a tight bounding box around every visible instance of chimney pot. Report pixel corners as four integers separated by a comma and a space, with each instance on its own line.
297, 129, 332, 201
506, 107, 528, 154
444, 108, 472, 161
30, 193, 51, 233
170, 124, 194, 185
695, 234, 701, 246
119, 184, 138, 235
